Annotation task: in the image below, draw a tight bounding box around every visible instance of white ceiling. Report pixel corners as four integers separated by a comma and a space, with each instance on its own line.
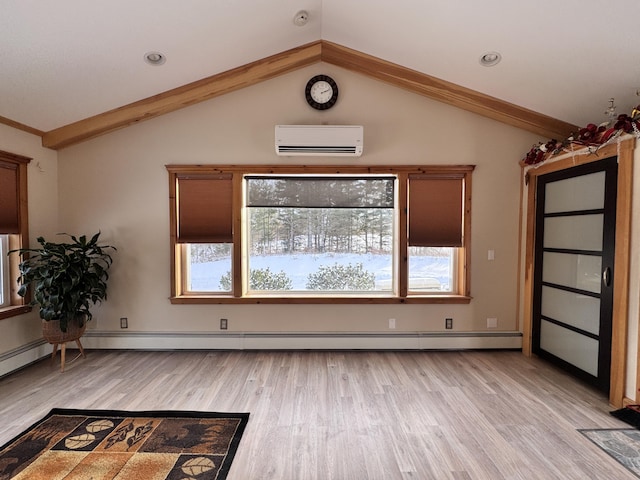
2, 0, 640, 135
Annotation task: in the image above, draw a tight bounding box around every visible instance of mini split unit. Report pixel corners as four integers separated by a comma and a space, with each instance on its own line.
275, 125, 364, 157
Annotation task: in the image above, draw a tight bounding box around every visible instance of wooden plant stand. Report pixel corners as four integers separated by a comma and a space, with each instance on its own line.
50, 339, 86, 373
42, 318, 87, 372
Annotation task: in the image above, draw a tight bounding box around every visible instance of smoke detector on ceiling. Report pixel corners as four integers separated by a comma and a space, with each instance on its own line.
293, 10, 309, 27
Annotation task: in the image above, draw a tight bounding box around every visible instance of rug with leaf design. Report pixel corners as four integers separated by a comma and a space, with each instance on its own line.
0, 408, 249, 480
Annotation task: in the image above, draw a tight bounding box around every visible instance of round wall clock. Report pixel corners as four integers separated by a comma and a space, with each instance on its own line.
305, 75, 339, 110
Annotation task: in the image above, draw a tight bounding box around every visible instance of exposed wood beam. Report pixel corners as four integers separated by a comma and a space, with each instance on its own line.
42, 41, 323, 149
0, 115, 44, 138
41, 40, 576, 149
321, 41, 578, 140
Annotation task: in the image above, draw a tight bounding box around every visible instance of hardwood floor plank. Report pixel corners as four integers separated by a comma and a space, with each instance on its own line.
0, 350, 634, 479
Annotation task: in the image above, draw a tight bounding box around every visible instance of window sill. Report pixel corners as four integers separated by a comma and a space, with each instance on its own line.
0, 305, 32, 320
169, 295, 472, 305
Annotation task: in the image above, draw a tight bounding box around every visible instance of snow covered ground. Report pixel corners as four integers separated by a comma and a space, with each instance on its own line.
189, 253, 451, 291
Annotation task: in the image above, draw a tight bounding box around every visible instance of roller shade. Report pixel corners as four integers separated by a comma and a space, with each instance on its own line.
176, 174, 232, 243
0, 161, 19, 234
246, 176, 395, 208
408, 176, 463, 247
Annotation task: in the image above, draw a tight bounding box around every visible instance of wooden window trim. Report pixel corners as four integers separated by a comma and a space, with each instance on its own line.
166, 164, 474, 304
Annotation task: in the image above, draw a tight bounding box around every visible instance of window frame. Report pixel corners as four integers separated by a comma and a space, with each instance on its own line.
167, 164, 473, 304
0, 234, 9, 307
0, 150, 31, 320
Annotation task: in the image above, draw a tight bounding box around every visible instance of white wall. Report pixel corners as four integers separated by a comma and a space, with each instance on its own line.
0, 123, 58, 368
50, 65, 540, 346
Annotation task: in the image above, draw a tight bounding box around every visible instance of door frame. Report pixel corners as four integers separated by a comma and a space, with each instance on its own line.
520, 137, 635, 407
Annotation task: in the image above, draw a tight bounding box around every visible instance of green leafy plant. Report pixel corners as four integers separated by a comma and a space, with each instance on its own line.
306, 262, 375, 290
10, 232, 116, 332
219, 267, 292, 291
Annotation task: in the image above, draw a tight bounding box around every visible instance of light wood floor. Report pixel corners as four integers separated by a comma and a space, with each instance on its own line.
0, 349, 633, 479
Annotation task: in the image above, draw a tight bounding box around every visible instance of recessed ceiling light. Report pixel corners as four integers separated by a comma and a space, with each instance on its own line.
479, 52, 501, 67
144, 51, 166, 66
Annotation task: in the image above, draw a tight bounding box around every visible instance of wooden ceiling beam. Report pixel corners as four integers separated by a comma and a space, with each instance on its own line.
0, 115, 45, 137
321, 41, 577, 140
39, 39, 576, 149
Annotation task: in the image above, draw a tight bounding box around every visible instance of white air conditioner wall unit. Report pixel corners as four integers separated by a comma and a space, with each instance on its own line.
275, 125, 364, 157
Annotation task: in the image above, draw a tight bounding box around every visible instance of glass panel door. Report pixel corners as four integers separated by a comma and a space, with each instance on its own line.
532, 157, 617, 393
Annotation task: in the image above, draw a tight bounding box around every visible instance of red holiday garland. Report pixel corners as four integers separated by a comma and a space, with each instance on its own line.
522, 106, 640, 165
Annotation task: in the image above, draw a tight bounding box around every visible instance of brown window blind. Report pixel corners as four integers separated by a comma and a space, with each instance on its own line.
408, 176, 463, 247
0, 160, 19, 234
245, 176, 395, 208
176, 174, 233, 243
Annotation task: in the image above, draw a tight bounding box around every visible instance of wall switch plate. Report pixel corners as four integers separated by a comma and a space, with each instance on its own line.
445, 318, 453, 329
487, 317, 498, 328
120, 317, 128, 329
388, 318, 396, 329
488, 249, 495, 261
220, 318, 228, 330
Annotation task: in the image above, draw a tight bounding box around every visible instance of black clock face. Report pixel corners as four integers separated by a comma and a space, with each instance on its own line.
305, 75, 338, 110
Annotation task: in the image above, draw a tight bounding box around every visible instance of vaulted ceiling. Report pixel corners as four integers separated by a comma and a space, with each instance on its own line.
2, 1, 639, 149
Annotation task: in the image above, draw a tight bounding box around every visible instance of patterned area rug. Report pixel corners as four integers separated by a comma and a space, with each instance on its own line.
580, 428, 640, 478
0, 408, 249, 480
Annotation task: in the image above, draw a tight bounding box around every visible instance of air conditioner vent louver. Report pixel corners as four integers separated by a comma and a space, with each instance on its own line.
275, 125, 363, 157
278, 146, 358, 154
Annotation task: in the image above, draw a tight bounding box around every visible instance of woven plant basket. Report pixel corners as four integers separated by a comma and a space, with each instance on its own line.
42, 316, 87, 344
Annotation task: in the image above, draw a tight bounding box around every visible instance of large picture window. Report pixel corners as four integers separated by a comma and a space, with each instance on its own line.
245, 175, 394, 295
167, 165, 473, 304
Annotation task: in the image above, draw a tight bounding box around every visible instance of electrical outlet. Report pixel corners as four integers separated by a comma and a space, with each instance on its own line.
487, 317, 498, 328
220, 318, 228, 330
388, 318, 396, 329
120, 317, 128, 329
445, 318, 453, 329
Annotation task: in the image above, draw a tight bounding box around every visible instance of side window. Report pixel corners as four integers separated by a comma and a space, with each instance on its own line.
407, 175, 467, 294
175, 174, 233, 294
0, 150, 31, 319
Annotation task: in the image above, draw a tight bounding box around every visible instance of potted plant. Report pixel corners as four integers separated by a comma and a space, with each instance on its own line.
10, 232, 116, 340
